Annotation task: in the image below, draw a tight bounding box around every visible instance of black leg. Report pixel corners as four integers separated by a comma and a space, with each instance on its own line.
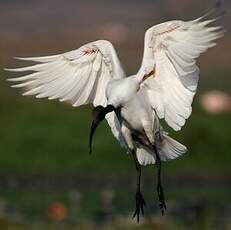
131, 150, 146, 222
153, 145, 167, 215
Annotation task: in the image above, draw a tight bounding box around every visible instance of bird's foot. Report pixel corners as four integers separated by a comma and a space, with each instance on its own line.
132, 191, 146, 222
157, 183, 167, 215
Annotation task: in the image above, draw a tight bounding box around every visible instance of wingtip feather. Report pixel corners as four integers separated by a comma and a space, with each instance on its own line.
13, 55, 60, 63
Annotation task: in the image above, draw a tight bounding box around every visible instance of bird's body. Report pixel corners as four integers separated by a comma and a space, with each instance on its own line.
107, 76, 187, 166
120, 92, 152, 133
106, 76, 154, 146
6, 7, 224, 221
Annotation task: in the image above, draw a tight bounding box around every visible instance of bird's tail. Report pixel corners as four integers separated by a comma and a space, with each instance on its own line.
136, 133, 187, 166
158, 133, 187, 161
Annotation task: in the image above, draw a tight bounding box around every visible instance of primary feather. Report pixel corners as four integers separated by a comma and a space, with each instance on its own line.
140, 16, 224, 131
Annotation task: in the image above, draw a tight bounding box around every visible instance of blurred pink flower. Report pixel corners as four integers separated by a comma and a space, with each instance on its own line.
200, 90, 231, 114
48, 202, 68, 221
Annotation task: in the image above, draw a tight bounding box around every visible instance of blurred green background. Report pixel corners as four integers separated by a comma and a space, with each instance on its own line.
0, 0, 231, 229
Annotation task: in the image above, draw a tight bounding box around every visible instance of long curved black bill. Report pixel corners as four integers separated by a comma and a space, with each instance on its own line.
88, 105, 115, 155
89, 120, 100, 155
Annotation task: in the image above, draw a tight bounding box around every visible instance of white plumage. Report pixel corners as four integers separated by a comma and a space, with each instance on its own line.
6, 12, 224, 220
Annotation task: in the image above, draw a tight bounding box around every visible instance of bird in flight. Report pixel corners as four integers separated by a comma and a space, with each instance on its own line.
6, 6, 224, 222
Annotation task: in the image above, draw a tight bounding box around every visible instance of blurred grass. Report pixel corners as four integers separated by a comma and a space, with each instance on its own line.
0, 222, 192, 230
0, 186, 230, 230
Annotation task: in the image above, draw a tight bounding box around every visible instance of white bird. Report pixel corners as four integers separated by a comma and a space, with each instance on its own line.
6, 8, 224, 221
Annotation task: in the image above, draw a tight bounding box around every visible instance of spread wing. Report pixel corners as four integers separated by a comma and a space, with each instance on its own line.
139, 15, 224, 131
6, 40, 126, 146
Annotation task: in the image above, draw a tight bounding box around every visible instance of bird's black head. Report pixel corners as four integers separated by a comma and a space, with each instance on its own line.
89, 105, 115, 154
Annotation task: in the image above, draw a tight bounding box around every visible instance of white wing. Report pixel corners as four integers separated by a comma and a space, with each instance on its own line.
6, 40, 126, 145
140, 16, 224, 131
